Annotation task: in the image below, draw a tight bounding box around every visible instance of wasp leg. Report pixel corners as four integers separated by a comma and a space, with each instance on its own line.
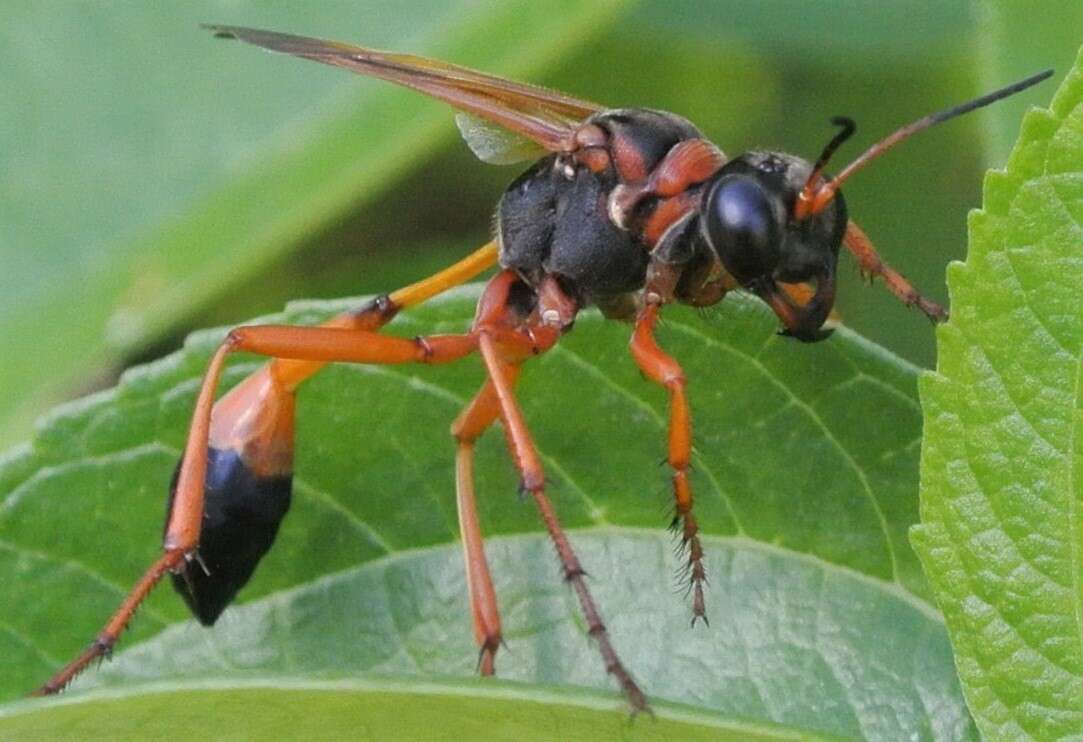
31, 555, 187, 696
173, 242, 500, 623
268, 238, 498, 390
34, 243, 498, 696
32, 339, 236, 696
843, 221, 948, 322
37, 323, 479, 695
475, 325, 650, 714
630, 300, 707, 626
451, 375, 519, 675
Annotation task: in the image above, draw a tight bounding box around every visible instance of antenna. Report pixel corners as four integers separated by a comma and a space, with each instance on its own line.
794, 68, 1054, 220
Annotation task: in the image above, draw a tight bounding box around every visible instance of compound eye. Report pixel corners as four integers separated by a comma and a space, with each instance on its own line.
704, 175, 782, 284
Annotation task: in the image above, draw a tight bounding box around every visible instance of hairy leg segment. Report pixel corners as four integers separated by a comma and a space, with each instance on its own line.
630, 300, 707, 626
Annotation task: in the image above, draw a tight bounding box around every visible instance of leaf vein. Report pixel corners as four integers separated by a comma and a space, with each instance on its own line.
0, 623, 63, 668
0, 538, 170, 627
341, 364, 609, 528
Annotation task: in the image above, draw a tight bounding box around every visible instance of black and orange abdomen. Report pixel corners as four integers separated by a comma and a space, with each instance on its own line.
167, 366, 296, 624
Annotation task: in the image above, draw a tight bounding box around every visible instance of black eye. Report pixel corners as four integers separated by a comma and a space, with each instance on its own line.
703, 175, 782, 284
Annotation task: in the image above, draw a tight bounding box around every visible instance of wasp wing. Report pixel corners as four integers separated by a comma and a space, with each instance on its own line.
454, 112, 547, 165
205, 25, 604, 159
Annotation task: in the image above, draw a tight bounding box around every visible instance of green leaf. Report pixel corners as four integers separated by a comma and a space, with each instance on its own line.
0, 0, 627, 447
912, 50, 1083, 738
0, 680, 810, 741
0, 290, 972, 739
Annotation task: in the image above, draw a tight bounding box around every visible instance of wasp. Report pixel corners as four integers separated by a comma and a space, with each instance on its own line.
34, 26, 1051, 711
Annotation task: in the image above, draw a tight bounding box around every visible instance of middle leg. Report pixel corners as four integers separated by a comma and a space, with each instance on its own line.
630, 300, 707, 625
476, 331, 649, 713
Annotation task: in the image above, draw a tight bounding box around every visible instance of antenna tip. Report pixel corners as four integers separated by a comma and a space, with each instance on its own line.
1024, 68, 1055, 88
201, 23, 239, 40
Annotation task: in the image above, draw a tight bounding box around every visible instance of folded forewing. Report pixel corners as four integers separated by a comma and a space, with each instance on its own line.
206, 25, 605, 157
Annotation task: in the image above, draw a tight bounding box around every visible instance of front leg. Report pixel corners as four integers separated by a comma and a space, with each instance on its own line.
844, 220, 948, 322
629, 295, 707, 625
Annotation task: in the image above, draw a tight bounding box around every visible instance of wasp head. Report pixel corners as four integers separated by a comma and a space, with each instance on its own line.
700, 151, 847, 342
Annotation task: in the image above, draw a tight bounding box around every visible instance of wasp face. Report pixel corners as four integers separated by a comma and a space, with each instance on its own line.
701, 151, 848, 342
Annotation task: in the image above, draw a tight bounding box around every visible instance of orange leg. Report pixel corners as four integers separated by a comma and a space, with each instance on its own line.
476, 331, 649, 713
208, 240, 499, 477
269, 239, 498, 390
630, 301, 707, 625
37, 324, 480, 695
844, 221, 947, 322
450, 373, 519, 675
34, 257, 503, 697
31, 552, 187, 695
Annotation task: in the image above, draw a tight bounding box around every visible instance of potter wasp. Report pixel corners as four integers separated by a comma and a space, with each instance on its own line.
34, 25, 1051, 712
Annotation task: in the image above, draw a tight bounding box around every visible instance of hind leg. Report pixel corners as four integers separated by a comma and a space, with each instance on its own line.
34, 244, 498, 695
451, 373, 519, 675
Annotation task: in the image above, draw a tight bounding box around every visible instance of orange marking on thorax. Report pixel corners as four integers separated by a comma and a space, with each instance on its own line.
576, 147, 611, 173
609, 139, 724, 244
643, 191, 698, 248
610, 134, 649, 183
649, 139, 725, 197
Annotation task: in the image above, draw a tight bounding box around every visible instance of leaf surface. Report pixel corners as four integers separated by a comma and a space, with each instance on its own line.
912, 49, 1083, 739
1, 289, 972, 739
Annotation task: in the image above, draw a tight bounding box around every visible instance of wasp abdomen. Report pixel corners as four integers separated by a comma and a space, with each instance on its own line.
167, 367, 296, 625
167, 447, 292, 625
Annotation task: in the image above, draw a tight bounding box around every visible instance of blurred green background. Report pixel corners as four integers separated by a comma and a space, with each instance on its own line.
0, 0, 1077, 450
